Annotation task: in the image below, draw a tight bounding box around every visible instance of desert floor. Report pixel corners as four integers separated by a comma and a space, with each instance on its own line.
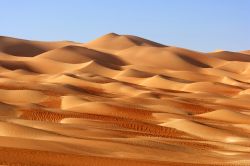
0, 33, 250, 165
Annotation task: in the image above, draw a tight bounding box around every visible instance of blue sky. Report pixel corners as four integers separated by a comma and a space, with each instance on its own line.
0, 0, 249, 52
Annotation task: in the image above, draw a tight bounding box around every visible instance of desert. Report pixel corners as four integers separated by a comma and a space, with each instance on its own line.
0, 33, 250, 165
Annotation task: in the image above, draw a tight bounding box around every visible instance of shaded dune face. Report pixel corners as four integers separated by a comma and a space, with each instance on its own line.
0, 36, 74, 57
37, 45, 127, 66
3, 43, 46, 56
0, 33, 250, 166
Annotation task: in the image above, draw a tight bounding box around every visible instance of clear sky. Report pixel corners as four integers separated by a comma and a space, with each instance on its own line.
0, 0, 249, 52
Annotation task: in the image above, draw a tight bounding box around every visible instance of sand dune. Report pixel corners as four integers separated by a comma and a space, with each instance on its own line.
115, 68, 154, 78
208, 51, 250, 62
37, 45, 126, 66
240, 50, 250, 55
116, 46, 210, 70
160, 119, 248, 142
197, 109, 250, 124
140, 75, 185, 90
0, 36, 74, 57
0, 33, 250, 165
84, 33, 164, 51
0, 89, 45, 104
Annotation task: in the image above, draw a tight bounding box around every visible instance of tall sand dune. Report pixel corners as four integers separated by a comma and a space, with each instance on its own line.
84, 33, 165, 51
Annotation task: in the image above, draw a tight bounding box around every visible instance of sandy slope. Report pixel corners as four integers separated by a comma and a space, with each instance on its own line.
0, 34, 250, 166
